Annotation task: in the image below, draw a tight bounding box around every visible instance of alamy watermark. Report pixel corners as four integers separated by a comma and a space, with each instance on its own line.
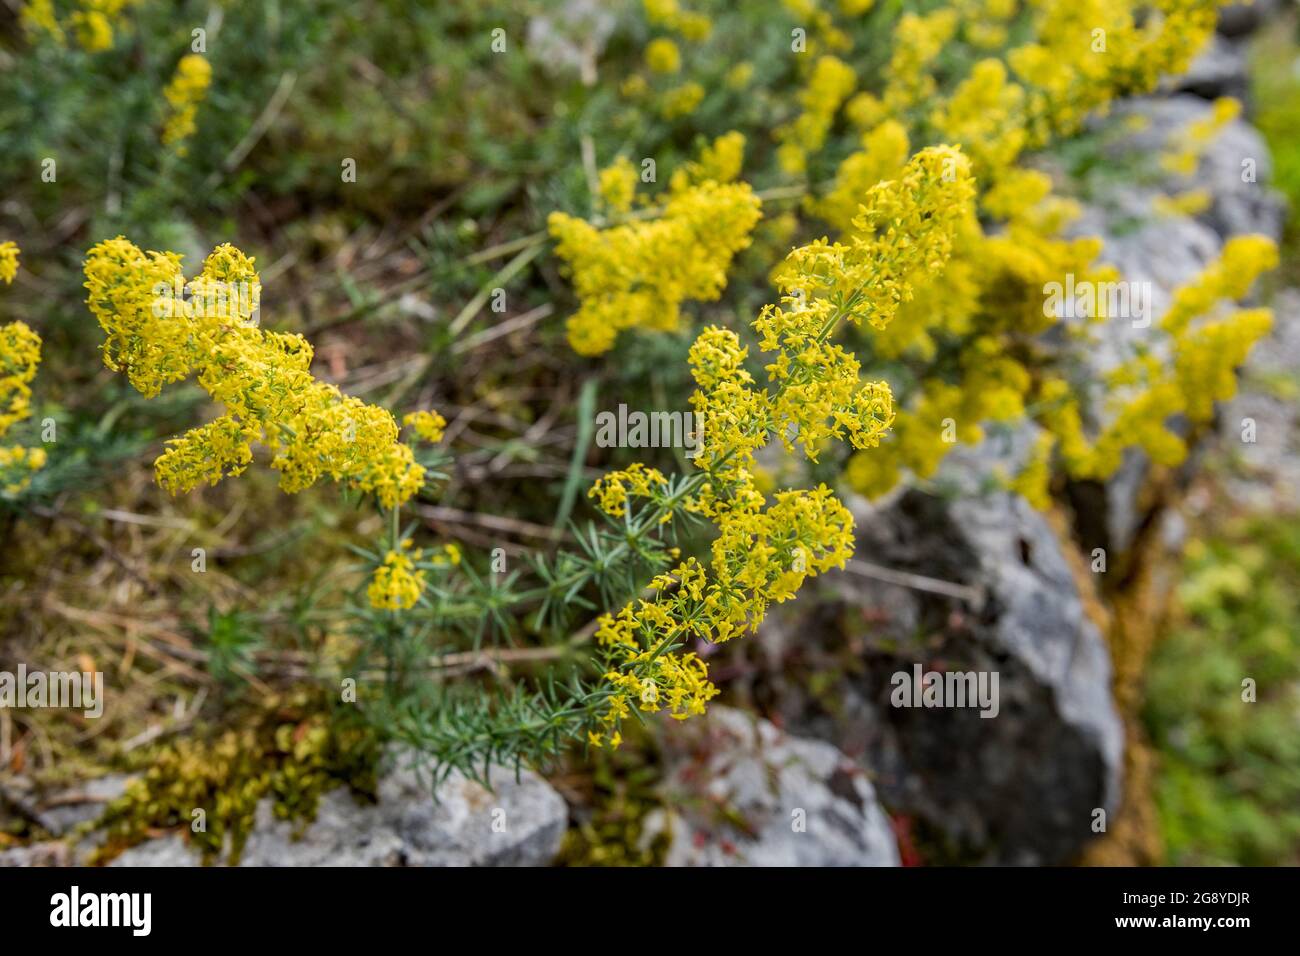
1044, 274, 1153, 328
50, 886, 151, 936
0, 664, 104, 718
595, 404, 704, 458
890, 664, 999, 719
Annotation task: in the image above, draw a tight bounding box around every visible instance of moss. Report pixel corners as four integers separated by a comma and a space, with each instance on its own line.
556, 726, 670, 867
89, 689, 382, 865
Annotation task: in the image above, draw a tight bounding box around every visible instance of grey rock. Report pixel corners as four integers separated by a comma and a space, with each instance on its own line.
1098, 96, 1284, 244
107, 753, 566, 867
1217, 289, 1300, 512
0, 841, 72, 867
1171, 34, 1249, 100
649, 706, 899, 867
1062, 95, 1284, 556
946, 492, 1124, 809
104, 833, 196, 867
1217, 0, 1281, 38
759, 483, 1122, 865
37, 773, 132, 836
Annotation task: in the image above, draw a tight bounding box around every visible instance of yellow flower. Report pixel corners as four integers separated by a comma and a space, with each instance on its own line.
0, 321, 41, 438
0, 315, 45, 498
85, 237, 426, 507
70, 10, 112, 51
725, 62, 754, 90
1007, 432, 1056, 510
549, 144, 761, 355
812, 119, 909, 232
931, 58, 1027, 178
23, 0, 140, 51
882, 10, 959, 115
587, 147, 977, 736
1161, 96, 1241, 176
775, 55, 857, 175
1160, 234, 1278, 337
644, 0, 711, 41
645, 37, 681, 74
0, 243, 19, 285
21, 0, 64, 43
403, 409, 447, 444
367, 542, 427, 611
659, 81, 705, 118
669, 131, 746, 193
588, 463, 668, 518
1152, 189, 1212, 217
644, 0, 680, 26
161, 53, 213, 152
597, 157, 639, 214
1041, 236, 1279, 480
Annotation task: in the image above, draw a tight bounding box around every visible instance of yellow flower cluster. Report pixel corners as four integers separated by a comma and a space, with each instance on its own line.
1005, 431, 1056, 511
0, 320, 39, 437
810, 119, 909, 232
881, 9, 959, 117
778, 0, 853, 55
0, 320, 46, 497
587, 462, 668, 519
643, 0, 712, 41
669, 130, 746, 192
931, 58, 1026, 180
84, 237, 429, 508
0, 245, 46, 498
22, 0, 138, 52
826, 0, 1240, 505
763, 147, 975, 460
1160, 96, 1242, 176
0, 243, 19, 285
954, 0, 1017, 50
1053, 235, 1279, 478
367, 539, 427, 611
161, 53, 213, 153
1006, 0, 1221, 147
549, 134, 762, 355
775, 55, 857, 175
598, 157, 639, 214
645, 37, 681, 74
403, 409, 447, 444
658, 81, 705, 118
1152, 189, 1213, 218
633, 2, 713, 116
587, 148, 975, 746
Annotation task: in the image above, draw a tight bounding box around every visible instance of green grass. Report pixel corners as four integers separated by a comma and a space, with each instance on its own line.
1144, 517, 1300, 866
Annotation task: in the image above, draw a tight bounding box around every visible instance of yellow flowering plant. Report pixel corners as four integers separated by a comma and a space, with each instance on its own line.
582, 146, 975, 745
0, 244, 48, 499
7, 0, 1278, 798
21, 0, 141, 53
82, 237, 457, 619
346, 147, 974, 767
593, 0, 1272, 511
549, 133, 762, 355
160, 53, 213, 152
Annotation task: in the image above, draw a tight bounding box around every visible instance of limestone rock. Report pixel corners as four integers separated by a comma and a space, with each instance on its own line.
759, 485, 1123, 864
649, 706, 900, 867
106, 755, 566, 867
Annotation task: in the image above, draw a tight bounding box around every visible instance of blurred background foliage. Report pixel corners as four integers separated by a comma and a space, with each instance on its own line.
1145, 516, 1300, 865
